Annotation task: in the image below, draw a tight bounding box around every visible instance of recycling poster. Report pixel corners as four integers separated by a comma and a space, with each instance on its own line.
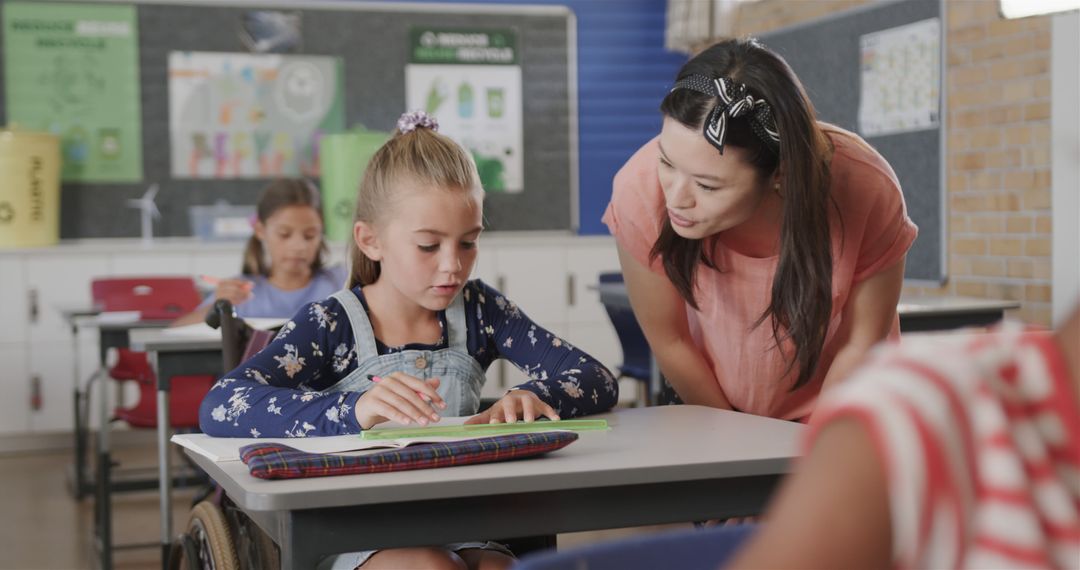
405, 28, 523, 193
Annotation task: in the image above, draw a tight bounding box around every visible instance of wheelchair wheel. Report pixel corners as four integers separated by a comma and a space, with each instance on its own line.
177, 500, 239, 570
223, 496, 280, 570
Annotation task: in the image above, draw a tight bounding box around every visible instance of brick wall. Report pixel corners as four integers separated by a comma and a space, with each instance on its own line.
729, 0, 1054, 325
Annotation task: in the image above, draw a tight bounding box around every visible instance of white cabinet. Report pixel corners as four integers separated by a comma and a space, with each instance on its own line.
0, 257, 26, 343
480, 237, 621, 399
28, 340, 75, 432
566, 242, 621, 326
25, 255, 109, 342
493, 245, 567, 330
0, 343, 30, 435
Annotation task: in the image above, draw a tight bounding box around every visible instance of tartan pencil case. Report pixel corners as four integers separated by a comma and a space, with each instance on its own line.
239, 431, 578, 479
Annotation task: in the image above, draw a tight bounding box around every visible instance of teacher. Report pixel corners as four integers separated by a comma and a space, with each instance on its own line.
604, 38, 917, 421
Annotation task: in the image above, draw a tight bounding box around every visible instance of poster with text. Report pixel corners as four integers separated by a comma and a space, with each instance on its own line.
168, 51, 345, 179
858, 18, 941, 137
2, 2, 143, 182
406, 28, 523, 193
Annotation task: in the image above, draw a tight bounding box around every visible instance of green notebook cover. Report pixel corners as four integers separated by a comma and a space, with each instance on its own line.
360, 418, 609, 440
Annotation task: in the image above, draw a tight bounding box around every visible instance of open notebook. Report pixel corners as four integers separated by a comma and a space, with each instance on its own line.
173, 417, 607, 462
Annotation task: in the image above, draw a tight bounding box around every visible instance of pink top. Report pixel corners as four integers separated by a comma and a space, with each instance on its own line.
602, 127, 917, 420
808, 324, 1080, 569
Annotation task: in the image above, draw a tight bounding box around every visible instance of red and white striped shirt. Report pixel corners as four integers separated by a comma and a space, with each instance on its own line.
809, 322, 1080, 569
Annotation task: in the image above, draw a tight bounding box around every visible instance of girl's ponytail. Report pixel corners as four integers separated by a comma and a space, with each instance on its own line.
241, 234, 267, 276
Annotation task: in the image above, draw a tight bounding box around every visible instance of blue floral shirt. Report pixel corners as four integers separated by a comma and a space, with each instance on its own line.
199, 279, 618, 437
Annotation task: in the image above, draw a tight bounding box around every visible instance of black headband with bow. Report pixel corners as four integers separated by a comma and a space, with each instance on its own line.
670, 74, 780, 155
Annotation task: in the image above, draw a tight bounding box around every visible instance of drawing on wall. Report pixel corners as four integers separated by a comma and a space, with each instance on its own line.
2, 1, 143, 182
858, 17, 940, 137
168, 51, 345, 179
406, 28, 523, 193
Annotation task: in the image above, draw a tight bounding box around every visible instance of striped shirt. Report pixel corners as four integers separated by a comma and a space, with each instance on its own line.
808, 322, 1080, 569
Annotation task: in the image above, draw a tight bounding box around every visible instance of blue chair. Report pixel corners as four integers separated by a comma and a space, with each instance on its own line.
598, 272, 654, 406
513, 524, 757, 570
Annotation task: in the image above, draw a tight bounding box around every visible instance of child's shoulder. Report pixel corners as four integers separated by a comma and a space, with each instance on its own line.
461, 278, 517, 310
282, 290, 352, 331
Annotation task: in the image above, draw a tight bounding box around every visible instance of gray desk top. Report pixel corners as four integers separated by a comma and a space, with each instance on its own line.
597, 282, 1020, 315
896, 296, 1021, 316
185, 405, 803, 512
129, 328, 224, 352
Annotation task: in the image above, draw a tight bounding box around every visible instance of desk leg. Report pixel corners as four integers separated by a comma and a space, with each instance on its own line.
96, 335, 113, 570
71, 321, 90, 500
278, 513, 329, 570
153, 351, 173, 570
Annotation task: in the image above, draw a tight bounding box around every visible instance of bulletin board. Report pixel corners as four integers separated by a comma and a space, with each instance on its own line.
759, 0, 945, 283
0, 0, 578, 238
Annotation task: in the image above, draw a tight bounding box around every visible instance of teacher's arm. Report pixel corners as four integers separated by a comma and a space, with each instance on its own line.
820, 258, 905, 394
618, 245, 732, 409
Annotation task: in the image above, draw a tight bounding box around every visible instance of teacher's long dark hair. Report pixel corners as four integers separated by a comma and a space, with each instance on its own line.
650, 38, 835, 391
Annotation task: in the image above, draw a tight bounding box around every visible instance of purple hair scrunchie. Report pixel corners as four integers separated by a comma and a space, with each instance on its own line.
397, 110, 439, 134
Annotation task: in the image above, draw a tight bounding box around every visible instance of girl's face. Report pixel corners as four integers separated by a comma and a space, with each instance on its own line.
254, 205, 323, 276
657, 117, 774, 240
357, 183, 483, 312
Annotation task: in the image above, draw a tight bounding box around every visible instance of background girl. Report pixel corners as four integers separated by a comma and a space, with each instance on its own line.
173, 178, 346, 325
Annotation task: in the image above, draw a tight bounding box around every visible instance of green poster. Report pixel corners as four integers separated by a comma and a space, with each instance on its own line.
406, 28, 523, 192
3, 2, 143, 182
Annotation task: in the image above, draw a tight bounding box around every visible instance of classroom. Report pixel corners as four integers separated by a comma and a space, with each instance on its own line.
0, 0, 1077, 568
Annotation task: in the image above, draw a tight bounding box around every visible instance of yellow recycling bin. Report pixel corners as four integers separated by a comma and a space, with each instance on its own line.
0, 129, 61, 248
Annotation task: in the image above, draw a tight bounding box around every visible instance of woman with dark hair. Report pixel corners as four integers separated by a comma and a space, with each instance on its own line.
604, 38, 917, 421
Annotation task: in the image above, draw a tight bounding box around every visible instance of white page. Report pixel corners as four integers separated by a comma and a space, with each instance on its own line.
95, 311, 143, 324
174, 417, 472, 462
161, 317, 289, 338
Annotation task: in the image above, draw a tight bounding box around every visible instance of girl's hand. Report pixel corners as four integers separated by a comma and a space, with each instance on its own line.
214, 278, 255, 306
465, 390, 559, 425
355, 373, 447, 430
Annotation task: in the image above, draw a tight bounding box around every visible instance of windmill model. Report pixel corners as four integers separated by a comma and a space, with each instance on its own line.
127, 183, 160, 248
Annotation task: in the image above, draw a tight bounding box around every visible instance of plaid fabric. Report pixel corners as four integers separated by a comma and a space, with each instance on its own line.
240, 431, 578, 479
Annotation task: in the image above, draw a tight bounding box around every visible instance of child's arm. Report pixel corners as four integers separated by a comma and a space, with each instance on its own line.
726, 417, 892, 569
198, 299, 364, 438
468, 280, 619, 420
171, 277, 254, 327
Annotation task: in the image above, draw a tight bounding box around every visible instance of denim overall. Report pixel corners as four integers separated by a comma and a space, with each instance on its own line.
319, 289, 511, 570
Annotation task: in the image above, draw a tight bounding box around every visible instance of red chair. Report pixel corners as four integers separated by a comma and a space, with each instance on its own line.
75, 277, 211, 496
88, 277, 211, 428
91, 277, 203, 320
80, 277, 216, 566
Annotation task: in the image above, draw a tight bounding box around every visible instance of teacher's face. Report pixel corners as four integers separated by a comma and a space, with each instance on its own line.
657, 117, 772, 240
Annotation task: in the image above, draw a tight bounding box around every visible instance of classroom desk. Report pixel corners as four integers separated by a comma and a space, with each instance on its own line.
184, 405, 803, 570
128, 328, 225, 568
597, 282, 1020, 403
598, 282, 1020, 332
60, 309, 173, 499
61, 310, 178, 570
895, 296, 1022, 332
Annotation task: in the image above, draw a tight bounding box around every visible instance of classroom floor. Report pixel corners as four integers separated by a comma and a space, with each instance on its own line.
1, 438, 683, 570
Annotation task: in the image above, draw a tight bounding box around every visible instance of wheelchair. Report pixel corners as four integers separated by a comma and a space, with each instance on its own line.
170, 299, 282, 570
